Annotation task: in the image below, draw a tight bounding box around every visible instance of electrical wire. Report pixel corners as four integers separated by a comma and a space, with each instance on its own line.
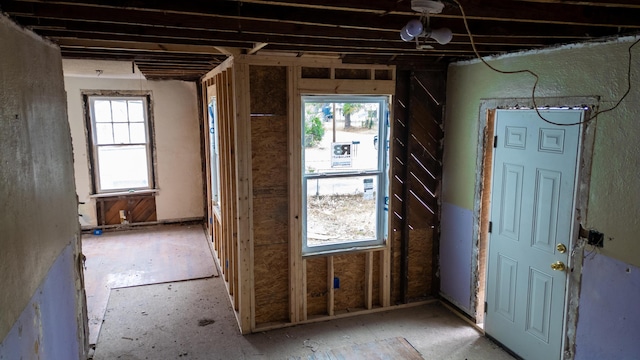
452, 0, 640, 126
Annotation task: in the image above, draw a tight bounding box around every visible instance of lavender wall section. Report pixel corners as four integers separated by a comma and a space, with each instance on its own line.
575, 253, 640, 360
0, 243, 80, 360
439, 202, 473, 314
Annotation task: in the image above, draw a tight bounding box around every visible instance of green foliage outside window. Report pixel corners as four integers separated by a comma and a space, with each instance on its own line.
304, 115, 325, 147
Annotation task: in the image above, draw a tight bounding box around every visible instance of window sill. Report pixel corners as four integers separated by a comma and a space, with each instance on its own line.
90, 189, 159, 198
302, 243, 387, 258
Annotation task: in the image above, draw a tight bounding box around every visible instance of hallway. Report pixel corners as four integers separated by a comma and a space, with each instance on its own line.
84, 225, 513, 359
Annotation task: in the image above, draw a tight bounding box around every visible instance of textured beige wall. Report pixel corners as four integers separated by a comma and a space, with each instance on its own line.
0, 17, 79, 339
444, 36, 640, 267
64, 76, 204, 225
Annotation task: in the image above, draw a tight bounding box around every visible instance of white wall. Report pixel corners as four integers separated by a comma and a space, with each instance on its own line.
64, 73, 204, 226
0, 15, 84, 358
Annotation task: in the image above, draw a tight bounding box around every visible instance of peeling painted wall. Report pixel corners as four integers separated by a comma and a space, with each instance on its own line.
575, 253, 640, 359
64, 75, 204, 226
442, 35, 640, 355
0, 245, 81, 360
0, 15, 85, 358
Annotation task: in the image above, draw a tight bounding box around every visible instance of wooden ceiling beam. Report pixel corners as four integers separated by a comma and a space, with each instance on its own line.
60, 48, 224, 61
8, 6, 613, 46
512, 0, 640, 9
38, 29, 254, 49
6, 0, 639, 31
55, 38, 228, 54
450, 0, 640, 28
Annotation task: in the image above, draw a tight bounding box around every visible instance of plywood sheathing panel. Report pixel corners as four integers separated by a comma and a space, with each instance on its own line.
250, 65, 289, 325
250, 65, 287, 115
301, 67, 331, 79
334, 68, 370, 80
334, 253, 366, 312
306, 257, 328, 317
254, 243, 290, 324
407, 228, 433, 300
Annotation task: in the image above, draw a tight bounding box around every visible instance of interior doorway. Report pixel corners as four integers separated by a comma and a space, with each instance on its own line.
473, 98, 597, 360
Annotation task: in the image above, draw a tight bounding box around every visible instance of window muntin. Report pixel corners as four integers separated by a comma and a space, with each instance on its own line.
302, 96, 389, 254
87, 96, 154, 193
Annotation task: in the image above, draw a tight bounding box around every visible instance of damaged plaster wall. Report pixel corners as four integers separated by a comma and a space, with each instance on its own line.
64, 72, 204, 227
0, 15, 85, 359
442, 35, 640, 358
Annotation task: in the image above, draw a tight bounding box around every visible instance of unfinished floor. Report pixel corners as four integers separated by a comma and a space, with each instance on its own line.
85, 225, 514, 359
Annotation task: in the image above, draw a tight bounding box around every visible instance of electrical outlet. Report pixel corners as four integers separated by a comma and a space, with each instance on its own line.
333, 277, 340, 289
587, 230, 604, 247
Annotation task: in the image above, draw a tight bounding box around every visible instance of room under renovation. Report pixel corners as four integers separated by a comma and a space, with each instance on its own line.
1, 1, 639, 359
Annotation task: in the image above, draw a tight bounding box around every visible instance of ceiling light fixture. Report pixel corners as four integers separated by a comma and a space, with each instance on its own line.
400, 0, 453, 47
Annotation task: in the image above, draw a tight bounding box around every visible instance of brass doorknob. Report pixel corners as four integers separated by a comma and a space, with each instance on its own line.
556, 243, 567, 253
551, 261, 566, 271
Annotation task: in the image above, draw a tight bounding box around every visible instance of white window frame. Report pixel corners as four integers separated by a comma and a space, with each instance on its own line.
208, 97, 222, 210
85, 93, 156, 194
301, 95, 389, 255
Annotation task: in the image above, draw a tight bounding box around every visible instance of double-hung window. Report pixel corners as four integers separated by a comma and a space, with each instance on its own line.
86, 94, 155, 193
302, 95, 389, 255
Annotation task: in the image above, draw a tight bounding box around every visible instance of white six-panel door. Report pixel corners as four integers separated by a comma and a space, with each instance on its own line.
485, 109, 582, 360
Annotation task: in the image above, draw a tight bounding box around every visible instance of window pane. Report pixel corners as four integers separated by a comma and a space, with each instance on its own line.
94, 100, 112, 123
95, 123, 114, 145
111, 100, 128, 123
129, 123, 146, 143
306, 176, 378, 247
113, 123, 130, 144
97, 145, 149, 190
304, 102, 379, 175
128, 100, 145, 122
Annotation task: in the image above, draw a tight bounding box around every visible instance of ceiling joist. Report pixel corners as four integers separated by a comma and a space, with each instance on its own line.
1, 0, 637, 79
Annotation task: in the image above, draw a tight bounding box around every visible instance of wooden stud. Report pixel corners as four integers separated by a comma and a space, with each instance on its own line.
365, 251, 373, 310
234, 61, 255, 333
289, 65, 303, 324
327, 256, 335, 317
297, 79, 395, 95
302, 258, 308, 321
381, 249, 391, 307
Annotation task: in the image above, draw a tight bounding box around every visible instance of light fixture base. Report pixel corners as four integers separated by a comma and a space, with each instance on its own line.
411, 0, 445, 14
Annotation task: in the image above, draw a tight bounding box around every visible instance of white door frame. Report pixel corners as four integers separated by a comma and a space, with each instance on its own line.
472, 97, 598, 359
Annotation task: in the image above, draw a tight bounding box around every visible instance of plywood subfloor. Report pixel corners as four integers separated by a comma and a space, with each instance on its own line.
93, 277, 514, 360
83, 224, 217, 345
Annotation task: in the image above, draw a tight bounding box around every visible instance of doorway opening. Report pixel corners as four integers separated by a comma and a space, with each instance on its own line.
473, 98, 597, 359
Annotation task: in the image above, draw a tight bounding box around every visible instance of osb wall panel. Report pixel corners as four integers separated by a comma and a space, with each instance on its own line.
250, 65, 287, 115
407, 228, 433, 300
334, 253, 366, 311
254, 243, 289, 324
250, 64, 290, 325
391, 231, 403, 304
251, 115, 288, 248
251, 116, 288, 191
306, 257, 328, 316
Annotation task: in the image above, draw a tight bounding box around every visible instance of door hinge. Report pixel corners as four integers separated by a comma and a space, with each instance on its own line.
488, 221, 493, 233
493, 136, 497, 148
484, 301, 488, 312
